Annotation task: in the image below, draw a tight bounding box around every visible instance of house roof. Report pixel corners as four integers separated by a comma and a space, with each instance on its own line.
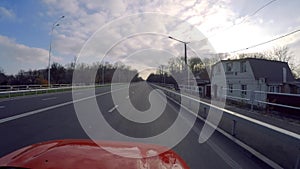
194, 71, 210, 80
218, 58, 295, 83
247, 58, 294, 83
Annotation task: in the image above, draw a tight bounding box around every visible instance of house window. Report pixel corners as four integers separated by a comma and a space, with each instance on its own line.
240, 61, 246, 72
269, 86, 280, 93
241, 85, 247, 96
228, 84, 233, 93
217, 64, 221, 73
226, 62, 233, 72
269, 86, 275, 92
276, 86, 280, 92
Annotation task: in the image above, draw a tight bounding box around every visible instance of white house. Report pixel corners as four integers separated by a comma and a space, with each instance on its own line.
211, 58, 295, 107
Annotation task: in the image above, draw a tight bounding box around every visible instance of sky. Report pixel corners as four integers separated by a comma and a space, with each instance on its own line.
0, 0, 300, 76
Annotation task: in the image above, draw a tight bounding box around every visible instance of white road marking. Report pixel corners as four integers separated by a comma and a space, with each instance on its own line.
0, 86, 127, 124
42, 97, 57, 101
155, 90, 242, 169
153, 84, 284, 169
126, 95, 129, 99
0, 106, 5, 109
108, 105, 119, 113
207, 140, 242, 169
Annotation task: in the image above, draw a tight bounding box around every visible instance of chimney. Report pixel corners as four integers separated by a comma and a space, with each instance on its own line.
283, 67, 287, 83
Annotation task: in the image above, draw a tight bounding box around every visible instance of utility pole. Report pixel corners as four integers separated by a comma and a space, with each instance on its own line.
168, 36, 189, 86
48, 16, 65, 88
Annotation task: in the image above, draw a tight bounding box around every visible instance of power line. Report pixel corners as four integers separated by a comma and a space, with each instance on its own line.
205, 0, 278, 40
249, 0, 277, 17
229, 0, 278, 28
229, 28, 300, 53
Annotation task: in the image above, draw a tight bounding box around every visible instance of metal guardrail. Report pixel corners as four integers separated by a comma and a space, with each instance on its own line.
179, 85, 300, 112
0, 84, 72, 92
224, 88, 300, 111
154, 84, 300, 140
255, 100, 300, 111
0, 84, 106, 99
255, 90, 300, 97
0, 86, 76, 98
152, 83, 300, 169
0, 83, 123, 99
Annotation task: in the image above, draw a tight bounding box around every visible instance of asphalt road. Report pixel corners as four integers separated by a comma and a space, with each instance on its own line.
0, 82, 271, 169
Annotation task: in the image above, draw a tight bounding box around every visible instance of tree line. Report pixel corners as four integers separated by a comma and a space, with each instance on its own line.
147, 46, 300, 84
0, 62, 143, 86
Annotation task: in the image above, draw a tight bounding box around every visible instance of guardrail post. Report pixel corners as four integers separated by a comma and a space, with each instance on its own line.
295, 148, 300, 169
250, 90, 255, 111
231, 120, 236, 136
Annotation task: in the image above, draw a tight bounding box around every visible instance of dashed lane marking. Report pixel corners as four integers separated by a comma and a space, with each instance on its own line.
108, 105, 119, 113
41, 97, 57, 101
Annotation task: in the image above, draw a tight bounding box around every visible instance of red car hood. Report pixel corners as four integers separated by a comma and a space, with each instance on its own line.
0, 139, 189, 169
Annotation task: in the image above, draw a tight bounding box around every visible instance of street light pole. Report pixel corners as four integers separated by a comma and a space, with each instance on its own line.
168, 36, 189, 86
160, 65, 166, 84
168, 36, 189, 65
48, 16, 64, 88
102, 63, 105, 85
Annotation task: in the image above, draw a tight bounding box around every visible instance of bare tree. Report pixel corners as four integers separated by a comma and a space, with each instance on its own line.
238, 46, 293, 62
273, 46, 293, 62
265, 46, 296, 75
168, 57, 184, 74
237, 46, 298, 78
0, 67, 4, 74
188, 57, 203, 73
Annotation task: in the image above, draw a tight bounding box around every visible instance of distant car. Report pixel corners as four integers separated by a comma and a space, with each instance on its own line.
0, 139, 189, 169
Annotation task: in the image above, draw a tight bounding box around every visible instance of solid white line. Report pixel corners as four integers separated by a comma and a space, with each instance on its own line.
152, 84, 300, 140
207, 139, 242, 169
154, 85, 283, 169
108, 105, 119, 113
154, 89, 242, 169
0, 87, 126, 124
41, 97, 57, 101
0, 106, 5, 109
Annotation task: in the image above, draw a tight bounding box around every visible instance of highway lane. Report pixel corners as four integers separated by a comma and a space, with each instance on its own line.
0, 82, 270, 169
0, 85, 114, 119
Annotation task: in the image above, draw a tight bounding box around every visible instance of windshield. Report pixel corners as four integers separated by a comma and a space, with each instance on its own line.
0, 1, 300, 169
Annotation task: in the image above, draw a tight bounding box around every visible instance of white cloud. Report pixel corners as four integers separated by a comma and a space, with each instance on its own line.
42, 0, 237, 56
40, 0, 300, 69
0, 35, 61, 74
0, 0, 298, 76
43, 0, 82, 15
0, 6, 15, 20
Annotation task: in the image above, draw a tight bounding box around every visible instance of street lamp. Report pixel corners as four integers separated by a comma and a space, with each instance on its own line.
102, 64, 105, 85
168, 36, 190, 86
48, 15, 65, 88
168, 36, 189, 65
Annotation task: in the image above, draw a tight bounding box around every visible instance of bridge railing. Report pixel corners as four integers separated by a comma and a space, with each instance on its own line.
0, 84, 73, 92
151, 83, 300, 169
0, 85, 79, 98
0, 83, 124, 99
